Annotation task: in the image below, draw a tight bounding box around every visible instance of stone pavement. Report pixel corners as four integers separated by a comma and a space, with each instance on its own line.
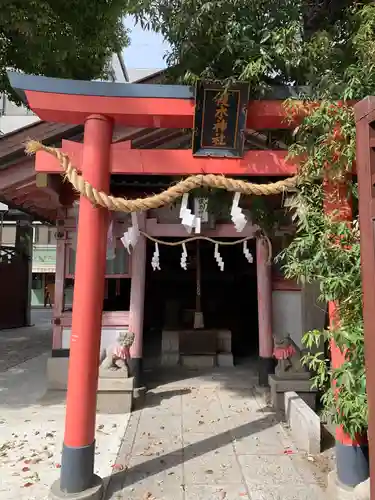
105, 368, 327, 500
0, 308, 53, 371
0, 352, 131, 500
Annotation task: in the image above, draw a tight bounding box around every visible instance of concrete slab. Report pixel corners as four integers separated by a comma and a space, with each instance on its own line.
0, 353, 130, 500
354, 478, 370, 499
327, 470, 356, 499
284, 391, 321, 454
0, 308, 52, 372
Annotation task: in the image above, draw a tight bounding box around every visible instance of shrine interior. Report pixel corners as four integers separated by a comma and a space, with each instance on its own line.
143, 238, 258, 365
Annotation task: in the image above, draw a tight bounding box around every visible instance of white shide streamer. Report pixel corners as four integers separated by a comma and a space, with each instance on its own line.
214, 243, 224, 271
230, 192, 247, 232
179, 193, 195, 233
151, 242, 161, 271
180, 243, 188, 270
121, 212, 140, 253
243, 240, 253, 263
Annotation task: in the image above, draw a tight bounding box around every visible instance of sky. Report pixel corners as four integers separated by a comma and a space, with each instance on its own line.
123, 16, 170, 69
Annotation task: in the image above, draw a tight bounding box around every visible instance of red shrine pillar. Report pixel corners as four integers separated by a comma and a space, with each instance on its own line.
256, 237, 274, 386
52, 115, 113, 497
324, 180, 369, 489
129, 211, 147, 391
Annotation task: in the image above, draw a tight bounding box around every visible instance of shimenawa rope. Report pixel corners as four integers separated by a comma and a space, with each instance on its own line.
140, 232, 273, 264
25, 140, 297, 213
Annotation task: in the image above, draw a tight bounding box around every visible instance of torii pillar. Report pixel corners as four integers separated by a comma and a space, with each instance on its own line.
324, 179, 369, 492
51, 115, 113, 498
256, 237, 274, 385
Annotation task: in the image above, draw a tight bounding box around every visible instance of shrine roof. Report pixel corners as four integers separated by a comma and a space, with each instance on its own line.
8, 71, 194, 102
8, 71, 310, 103
7, 72, 311, 129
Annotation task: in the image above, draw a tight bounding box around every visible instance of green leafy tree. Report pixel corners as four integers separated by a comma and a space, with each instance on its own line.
1, 0, 129, 103
128, 0, 375, 438
129, 0, 361, 89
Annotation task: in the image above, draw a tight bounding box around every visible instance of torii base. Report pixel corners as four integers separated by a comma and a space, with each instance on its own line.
49, 475, 103, 500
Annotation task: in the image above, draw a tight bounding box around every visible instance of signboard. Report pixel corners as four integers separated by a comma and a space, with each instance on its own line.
32, 246, 56, 273
192, 82, 249, 158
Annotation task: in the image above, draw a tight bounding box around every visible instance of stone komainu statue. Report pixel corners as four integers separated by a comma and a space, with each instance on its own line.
273, 334, 306, 377
99, 331, 135, 375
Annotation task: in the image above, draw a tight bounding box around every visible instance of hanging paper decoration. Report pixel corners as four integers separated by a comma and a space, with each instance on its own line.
243, 240, 253, 264
180, 243, 188, 270
214, 243, 224, 271
193, 197, 209, 234
230, 192, 247, 232
151, 242, 161, 271
194, 197, 209, 223
179, 193, 195, 234
194, 216, 201, 234
106, 218, 116, 260
121, 212, 140, 253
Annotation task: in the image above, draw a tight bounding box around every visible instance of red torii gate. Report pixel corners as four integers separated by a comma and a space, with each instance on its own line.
7, 71, 360, 499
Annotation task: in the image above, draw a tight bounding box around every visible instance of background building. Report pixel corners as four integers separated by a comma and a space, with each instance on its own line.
0, 50, 164, 309
1, 219, 56, 306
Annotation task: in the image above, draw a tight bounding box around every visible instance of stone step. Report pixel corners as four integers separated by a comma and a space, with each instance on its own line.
181, 354, 216, 368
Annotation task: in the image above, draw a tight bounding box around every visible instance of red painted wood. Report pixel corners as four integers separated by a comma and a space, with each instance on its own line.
272, 278, 302, 291
129, 212, 146, 359
146, 218, 258, 238
323, 179, 354, 446
25, 91, 195, 129
35, 141, 296, 176
64, 115, 112, 449
257, 238, 273, 358
60, 310, 130, 327
52, 219, 66, 349
25, 90, 295, 130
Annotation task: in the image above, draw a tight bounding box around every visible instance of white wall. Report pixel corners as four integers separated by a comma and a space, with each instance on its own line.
272, 283, 326, 350
272, 290, 303, 348
0, 115, 39, 135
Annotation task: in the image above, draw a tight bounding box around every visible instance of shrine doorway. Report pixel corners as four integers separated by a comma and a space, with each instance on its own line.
142, 237, 258, 367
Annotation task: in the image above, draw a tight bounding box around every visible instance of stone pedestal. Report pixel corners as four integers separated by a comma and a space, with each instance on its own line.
161, 329, 234, 368
47, 357, 69, 390
96, 371, 134, 414
269, 374, 317, 416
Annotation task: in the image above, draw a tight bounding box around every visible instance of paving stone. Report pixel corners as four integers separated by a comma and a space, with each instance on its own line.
231, 428, 290, 456
142, 388, 183, 416
0, 309, 52, 372
289, 453, 327, 487
131, 433, 183, 458
121, 453, 184, 488
184, 484, 250, 499
137, 414, 182, 442
248, 484, 326, 499
238, 454, 304, 487
184, 449, 244, 484
117, 484, 185, 500
183, 432, 234, 460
